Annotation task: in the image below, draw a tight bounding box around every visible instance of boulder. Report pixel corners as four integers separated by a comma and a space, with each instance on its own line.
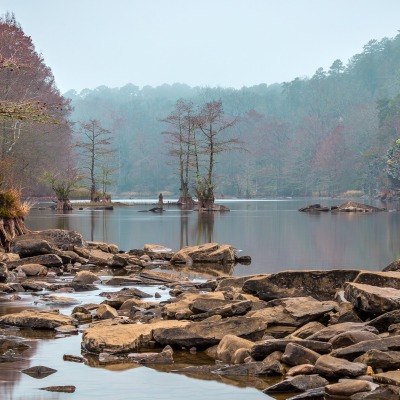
171, 243, 236, 265
345, 281, 400, 314
6, 254, 63, 269
213, 361, 282, 376
153, 316, 265, 348
0, 310, 73, 329
242, 270, 360, 301
73, 271, 100, 285
216, 334, 254, 362
324, 380, 371, 397
314, 354, 367, 378
354, 271, 400, 290
281, 343, 321, 366
298, 204, 330, 212
263, 374, 329, 393
12, 229, 87, 250
329, 330, 380, 349
286, 364, 315, 377
127, 347, 174, 364
307, 322, 378, 342
251, 339, 331, 361
355, 349, 400, 371
11, 239, 57, 258
333, 201, 384, 213
190, 300, 252, 321
367, 310, 400, 333
351, 384, 400, 400
81, 320, 189, 353
16, 264, 47, 276
332, 335, 400, 361
287, 322, 327, 340
96, 304, 118, 320
373, 370, 400, 387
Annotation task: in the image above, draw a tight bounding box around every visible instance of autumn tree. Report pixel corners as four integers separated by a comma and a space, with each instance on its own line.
75, 119, 115, 202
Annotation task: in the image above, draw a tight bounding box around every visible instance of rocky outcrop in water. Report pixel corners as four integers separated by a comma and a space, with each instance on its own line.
3, 230, 400, 398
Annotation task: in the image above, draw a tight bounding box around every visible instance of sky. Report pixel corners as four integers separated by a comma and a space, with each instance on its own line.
1, 0, 400, 94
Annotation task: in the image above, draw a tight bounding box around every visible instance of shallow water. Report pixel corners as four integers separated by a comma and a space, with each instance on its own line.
2, 198, 399, 399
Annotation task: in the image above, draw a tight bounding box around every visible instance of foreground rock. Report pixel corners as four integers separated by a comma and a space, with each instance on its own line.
0, 310, 73, 329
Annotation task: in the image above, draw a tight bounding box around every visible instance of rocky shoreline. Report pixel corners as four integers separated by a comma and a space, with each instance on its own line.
1, 230, 400, 398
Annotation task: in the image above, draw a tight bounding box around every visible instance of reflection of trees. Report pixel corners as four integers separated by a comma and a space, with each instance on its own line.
54, 212, 71, 231
195, 213, 214, 245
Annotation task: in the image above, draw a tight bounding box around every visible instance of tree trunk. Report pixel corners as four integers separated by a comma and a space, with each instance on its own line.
56, 199, 73, 211
0, 216, 29, 251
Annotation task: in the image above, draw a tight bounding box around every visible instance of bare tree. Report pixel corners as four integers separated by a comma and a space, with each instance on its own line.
75, 119, 115, 202
195, 101, 240, 209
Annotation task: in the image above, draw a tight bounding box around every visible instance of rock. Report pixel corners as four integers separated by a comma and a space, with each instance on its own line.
15, 264, 47, 276
190, 300, 252, 321
354, 350, 400, 371
213, 361, 281, 376
314, 354, 367, 378
285, 387, 325, 399
104, 277, 143, 286
333, 201, 384, 213
281, 343, 321, 366
0, 310, 73, 329
251, 339, 332, 361
11, 239, 57, 258
324, 380, 371, 397
367, 310, 400, 333
329, 330, 380, 349
373, 370, 400, 387
87, 241, 118, 253
34, 295, 80, 306
153, 316, 265, 348
216, 334, 254, 362
354, 271, 400, 290
332, 335, 400, 361
73, 271, 100, 285
81, 320, 189, 353
96, 304, 118, 320
351, 384, 400, 400
242, 270, 360, 301
127, 347, 174, 364
263, 374, 329, 393
13, 229, 87, 250
298, 204, 330, 212
22, 365, 57, 378
39, 386, 76, 393
88, 248, 113, 266
171, 243, 236, 265
286, 364, 315, 377
345, 282, 400, 314
20, 280, 49, 291
6, 254, 63, 269
0, 262, 8, 282
63, 354, 85, 363
307, 322, 378, 342
0, 337, 30, 352
287, 322, 327, 340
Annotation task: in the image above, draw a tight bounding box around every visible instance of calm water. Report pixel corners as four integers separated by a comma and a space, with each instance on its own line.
26, 198, 400, 273
3, 198, 399, 400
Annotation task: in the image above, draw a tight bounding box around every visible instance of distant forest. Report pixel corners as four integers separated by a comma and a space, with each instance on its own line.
65, 33, 400, 198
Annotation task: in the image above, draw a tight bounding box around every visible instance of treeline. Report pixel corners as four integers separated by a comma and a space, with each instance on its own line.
66, 33, 400, 198
2, 10, 400, 199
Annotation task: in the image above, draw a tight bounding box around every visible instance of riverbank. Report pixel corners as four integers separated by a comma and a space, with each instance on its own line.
1, 229, 400, 398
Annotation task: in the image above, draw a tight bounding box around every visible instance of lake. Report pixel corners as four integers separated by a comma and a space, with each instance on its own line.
2, 197, 399, 400
26, 198, 400, 274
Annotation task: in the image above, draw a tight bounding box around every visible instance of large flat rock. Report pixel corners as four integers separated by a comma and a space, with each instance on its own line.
354, 271, 400, 290
344, 282, 400, 314
153, 316, 265, 348
82, 320, 189, 353
242, 270, 360, 301
0, 310, 73, 329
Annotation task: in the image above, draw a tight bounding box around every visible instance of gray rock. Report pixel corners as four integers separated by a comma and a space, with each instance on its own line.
314, 354, 367, 378
345, 282, 400, 314
355, 350, 400, 371
281, 343, 321, 366
307, 322, 378, 342
251, 339, 332, 361
6, 254, 63, 269
329, 330, 380, 349
332, 335, 400, 361
243, 270, 360, 301
263, 374, 329, 393
325, 380, 371, 397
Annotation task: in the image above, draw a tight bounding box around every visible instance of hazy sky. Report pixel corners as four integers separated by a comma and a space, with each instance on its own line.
2, 0, 400, 93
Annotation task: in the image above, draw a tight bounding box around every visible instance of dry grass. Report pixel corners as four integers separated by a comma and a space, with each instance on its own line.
0, 188, 33, 218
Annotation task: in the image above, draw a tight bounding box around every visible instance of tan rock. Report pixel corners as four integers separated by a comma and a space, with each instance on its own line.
82, 320, 189, 353
216, 334, 254, 362
0, 310, 73, 329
